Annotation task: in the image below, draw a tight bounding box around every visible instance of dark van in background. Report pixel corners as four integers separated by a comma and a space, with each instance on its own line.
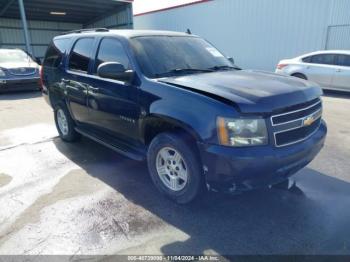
41, 29, 327, 204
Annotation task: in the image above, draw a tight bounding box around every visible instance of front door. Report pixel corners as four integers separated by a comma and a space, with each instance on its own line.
306, 54, 337, 88
86, 37, 141, 143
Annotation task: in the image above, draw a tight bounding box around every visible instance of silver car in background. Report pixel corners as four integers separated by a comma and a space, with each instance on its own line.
0, 49, 41, 93
276, 50, 350, 92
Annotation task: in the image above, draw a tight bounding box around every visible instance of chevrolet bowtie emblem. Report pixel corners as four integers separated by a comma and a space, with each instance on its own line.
303, 116, 315, 126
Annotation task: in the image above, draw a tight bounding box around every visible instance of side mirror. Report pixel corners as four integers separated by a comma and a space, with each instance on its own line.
97, 62, 134, 82
227, 57, 235, 64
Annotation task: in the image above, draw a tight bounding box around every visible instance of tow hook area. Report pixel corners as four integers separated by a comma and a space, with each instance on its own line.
207, 178, 304, 195
271, 179, 305, 195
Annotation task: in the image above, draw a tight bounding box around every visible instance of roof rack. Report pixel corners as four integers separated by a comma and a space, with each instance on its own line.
61, 28, 109, 35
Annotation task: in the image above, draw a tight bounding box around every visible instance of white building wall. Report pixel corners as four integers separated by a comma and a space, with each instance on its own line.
134, 0, 350, 71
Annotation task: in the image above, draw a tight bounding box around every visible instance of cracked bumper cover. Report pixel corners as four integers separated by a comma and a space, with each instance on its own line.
198, 120, 327, 192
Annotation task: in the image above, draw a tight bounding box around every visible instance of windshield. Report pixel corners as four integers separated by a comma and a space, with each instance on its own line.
0, 50, 32, 64
131, 36, 234, 78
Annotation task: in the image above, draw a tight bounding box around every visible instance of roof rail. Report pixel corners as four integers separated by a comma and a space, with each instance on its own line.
61, 28, 109, 35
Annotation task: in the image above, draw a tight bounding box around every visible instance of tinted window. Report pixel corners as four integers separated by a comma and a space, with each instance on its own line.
336, 55, 350, 67
44, 39, 69, 68
302, 56, 311, 63
310, 54, 336, 65
95, 38, 130, 73
69, 38, 94, 73
131, 36, 233, 78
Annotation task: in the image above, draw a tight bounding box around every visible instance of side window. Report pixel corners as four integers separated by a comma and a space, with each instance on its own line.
69, 38, 94, 73
310, 54, 336, 65
95, 38, 130, 74
336, 55, 350, 67
302, 56, 311, 63
43, 38, 69, 68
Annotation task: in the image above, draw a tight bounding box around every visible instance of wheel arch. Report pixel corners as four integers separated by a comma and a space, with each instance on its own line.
291, 72, 308, 80
141, 114, 202, 146
48, 87, 66, 108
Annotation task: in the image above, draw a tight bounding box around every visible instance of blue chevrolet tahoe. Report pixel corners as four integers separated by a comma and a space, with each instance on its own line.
42, 29, 327, 203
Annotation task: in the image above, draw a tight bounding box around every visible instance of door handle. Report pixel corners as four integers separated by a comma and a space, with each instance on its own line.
336, 69, 342, 72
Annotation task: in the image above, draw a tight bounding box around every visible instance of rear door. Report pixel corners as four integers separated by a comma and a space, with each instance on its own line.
332, 54, 350, 91
42, 38, 70, 98
65, 37, 96, 124
304, 54, 337, 88
86, 37, 141, 143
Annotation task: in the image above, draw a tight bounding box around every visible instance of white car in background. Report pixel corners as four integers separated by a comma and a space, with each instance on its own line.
276, 50, 350, 92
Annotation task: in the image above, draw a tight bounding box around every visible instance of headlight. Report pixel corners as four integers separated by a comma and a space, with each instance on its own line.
0, 69, 5, 77
217, 117, 268, 146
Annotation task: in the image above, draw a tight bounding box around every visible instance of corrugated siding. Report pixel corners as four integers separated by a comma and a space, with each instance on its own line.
326, 25, 350, 50
85, 4, 133, 29
328, 0, 350, 25
0, 2, 133, 60
134, 0, 349, 71
325, 0, 350, 50
0, 18, 81, 59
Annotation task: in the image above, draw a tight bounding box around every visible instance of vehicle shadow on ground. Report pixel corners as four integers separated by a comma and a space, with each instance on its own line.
54, 137, 350, 256
0, 91, 41, 101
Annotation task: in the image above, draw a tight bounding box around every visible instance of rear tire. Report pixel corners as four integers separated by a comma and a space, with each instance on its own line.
147, 132, 205, 204
54, 103, 81, 142
291, 73, 307, 80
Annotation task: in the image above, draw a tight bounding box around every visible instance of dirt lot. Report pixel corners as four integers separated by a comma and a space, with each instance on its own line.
0, 91, 350, 256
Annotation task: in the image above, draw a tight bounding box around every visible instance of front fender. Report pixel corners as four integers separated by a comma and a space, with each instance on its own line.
139, 80, 239, 144
146, 97, 236, 144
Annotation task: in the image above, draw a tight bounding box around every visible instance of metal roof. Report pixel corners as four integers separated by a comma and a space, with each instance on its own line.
0, 0, 133, 24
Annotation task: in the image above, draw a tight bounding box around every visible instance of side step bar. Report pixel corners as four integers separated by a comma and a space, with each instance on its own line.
75, 127, 146, 161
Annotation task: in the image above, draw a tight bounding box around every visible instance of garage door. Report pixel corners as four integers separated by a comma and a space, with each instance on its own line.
326, 25, 350, 50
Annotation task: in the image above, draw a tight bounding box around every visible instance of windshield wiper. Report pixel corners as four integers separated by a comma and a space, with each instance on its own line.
207, 65, 238, 71
171, 68, 214, 73
155, 68, 214, 78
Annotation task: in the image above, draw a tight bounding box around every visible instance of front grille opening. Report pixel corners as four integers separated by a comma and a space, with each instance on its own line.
9, 68, 36, 76
272, 101, 322, 125
275, 118, 321, 147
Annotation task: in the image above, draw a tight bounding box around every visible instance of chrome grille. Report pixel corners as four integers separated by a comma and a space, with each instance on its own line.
271, 99, 322, 147
9, 67, 36, 76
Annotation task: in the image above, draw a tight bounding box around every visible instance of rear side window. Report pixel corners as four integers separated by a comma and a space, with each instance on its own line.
69, 38, 94, 73
43, 38, 69, 68
302, 56, 311, 63
336, 55, 350, 67
310, 54, 336, 65
94, 38, 130, 73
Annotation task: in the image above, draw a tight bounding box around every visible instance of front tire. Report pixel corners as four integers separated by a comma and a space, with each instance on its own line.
54, 103, 80, 142
147, 132, 205, 204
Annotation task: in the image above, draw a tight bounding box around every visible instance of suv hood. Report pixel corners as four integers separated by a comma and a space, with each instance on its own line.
160, 70, 322, 113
